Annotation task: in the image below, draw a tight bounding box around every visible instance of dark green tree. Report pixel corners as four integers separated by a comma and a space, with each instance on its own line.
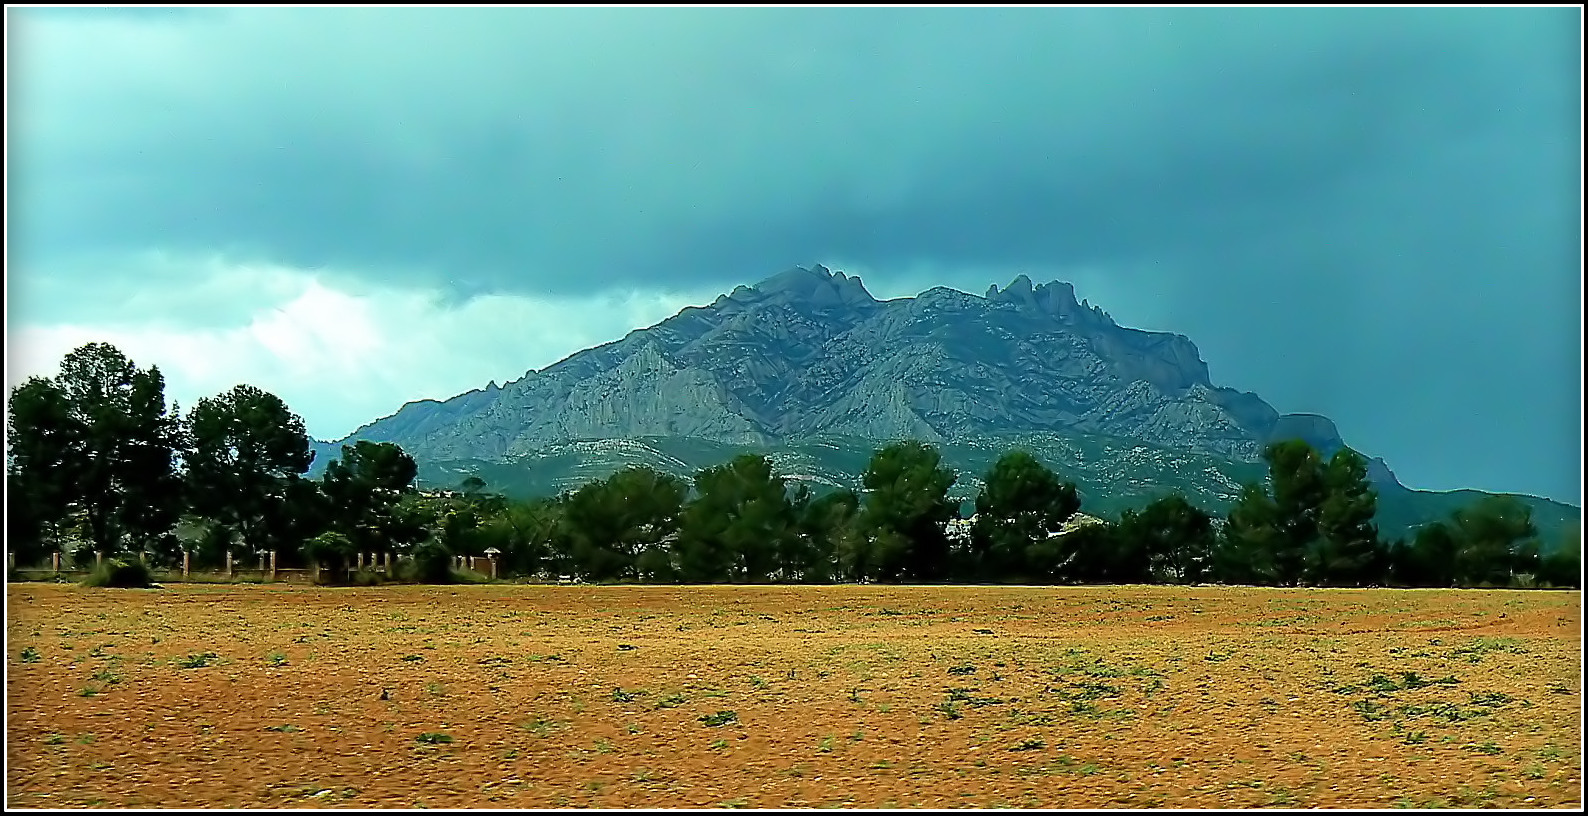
1116, 494, 1215, 584
858, 441, 958, 582
320, 440, 422, 555
1537, 525, 1582, 589
1400, 522, 1459, 587
302, 531, 357, 578
1263, 440, 1327, 585
796, 488, 859, 583
1450, 495, 1537, 587
678, 455, 798, 583
969, 451, 1079, 583
1213, 482, 1283, 585
5, 377, 78, 566
476, 497, 562, 578
184, 385, 316, 561
559, 466, 685, 582
28, 343, 187, 560
1310, 448, 1384, 586
1053, 522, 1122, 584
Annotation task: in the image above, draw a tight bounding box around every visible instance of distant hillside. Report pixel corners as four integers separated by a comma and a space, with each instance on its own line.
307, 264, 1578, 549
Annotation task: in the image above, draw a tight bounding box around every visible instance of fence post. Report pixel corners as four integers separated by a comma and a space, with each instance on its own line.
269, 550, 277, 581
489, 556, 498, 580
183, 550, 190, 578
225, 551, 234, 578
53, 552, 61, 572
95, 551, 104, 567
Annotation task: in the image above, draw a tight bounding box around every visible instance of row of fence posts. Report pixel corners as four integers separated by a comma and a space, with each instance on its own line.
15, 549, 499, 581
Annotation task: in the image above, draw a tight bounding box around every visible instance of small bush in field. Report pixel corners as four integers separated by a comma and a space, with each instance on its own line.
80, 559, 155, 589
393, 540, 454, 584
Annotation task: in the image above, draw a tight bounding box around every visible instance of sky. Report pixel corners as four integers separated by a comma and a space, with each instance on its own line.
5, 7, 1582, 503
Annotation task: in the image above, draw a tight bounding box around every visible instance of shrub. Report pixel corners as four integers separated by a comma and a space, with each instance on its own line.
392, 540, 454, 584
303, 532, 355, 581
350, 569, 387, 587
80, 558, 155, 589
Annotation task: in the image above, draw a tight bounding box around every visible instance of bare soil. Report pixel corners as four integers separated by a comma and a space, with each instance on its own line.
6, 582, 1581, 808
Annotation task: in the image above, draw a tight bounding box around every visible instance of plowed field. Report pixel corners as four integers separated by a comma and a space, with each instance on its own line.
6, 583, 1582, 809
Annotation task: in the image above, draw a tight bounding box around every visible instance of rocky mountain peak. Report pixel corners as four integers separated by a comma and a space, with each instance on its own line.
749, 264, 876, 308
982, 274, 1113, 328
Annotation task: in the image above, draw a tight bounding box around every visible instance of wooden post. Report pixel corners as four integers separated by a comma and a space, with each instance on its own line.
258, 554, 266, 574
95, 551, 103, 567
182, 550, 190, 578
53, 552, 61, 572
225, 551, 234, 578
269, 550, 277, 581
489, 556, 498, 580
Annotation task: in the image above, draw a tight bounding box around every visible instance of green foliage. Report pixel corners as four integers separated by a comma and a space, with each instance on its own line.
79, 558, 156, 589
858, 441, 959, 582
1048, 521, 1125, 584
393, 539, 456, 584
970, 451, 1079, 582
1263, 439, 1327, 585
302, 531, 357, 580
678, 455, 800, 583
1217, 443, 1389, 588
1310, 448, 1385, 586
1214, 482, 1282, 585
473, 497, 562, 578
558, 466, 685, 582
1394, 522, 1459, 587
184, 385, 316, 563
801, 488, 860, 583
177, 651, 219, 669
699, 710, 738, 727
5, 377, 77, 566
1536, 540, 1581, 589
1116, 494, 1215, 584
7, 344, 185, 561
1451, 495, 1537, 586
320, 441, 423, 555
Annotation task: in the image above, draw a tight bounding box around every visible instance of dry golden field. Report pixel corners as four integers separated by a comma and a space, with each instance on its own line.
5, 582, 1582, 809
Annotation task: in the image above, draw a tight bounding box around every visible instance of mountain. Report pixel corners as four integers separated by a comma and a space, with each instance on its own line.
311, 265, 1579, 544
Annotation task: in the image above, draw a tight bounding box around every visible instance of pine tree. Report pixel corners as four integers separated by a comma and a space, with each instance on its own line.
970, 451, 1078, 583
1312, 448, 1383, 586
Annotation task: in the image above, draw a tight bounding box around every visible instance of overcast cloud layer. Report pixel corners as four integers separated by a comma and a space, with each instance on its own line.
6, 7, 1581, 503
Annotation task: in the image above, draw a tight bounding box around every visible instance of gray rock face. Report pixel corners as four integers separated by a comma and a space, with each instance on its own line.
329, 265, 1394, 483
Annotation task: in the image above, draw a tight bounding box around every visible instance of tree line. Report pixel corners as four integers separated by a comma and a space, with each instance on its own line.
6, 342, 1580, 589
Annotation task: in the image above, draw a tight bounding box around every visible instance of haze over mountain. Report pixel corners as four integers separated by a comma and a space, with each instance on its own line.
313, 265, 1577, 542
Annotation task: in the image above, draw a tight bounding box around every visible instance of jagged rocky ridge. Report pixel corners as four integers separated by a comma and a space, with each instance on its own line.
330, 264, 1389, 478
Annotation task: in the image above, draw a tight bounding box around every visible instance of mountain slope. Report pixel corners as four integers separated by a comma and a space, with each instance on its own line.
311, 264, 1579, 544
330, 265, 1339, 461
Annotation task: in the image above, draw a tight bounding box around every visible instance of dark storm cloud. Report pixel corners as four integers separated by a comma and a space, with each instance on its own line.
8, 7, 1581, 502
